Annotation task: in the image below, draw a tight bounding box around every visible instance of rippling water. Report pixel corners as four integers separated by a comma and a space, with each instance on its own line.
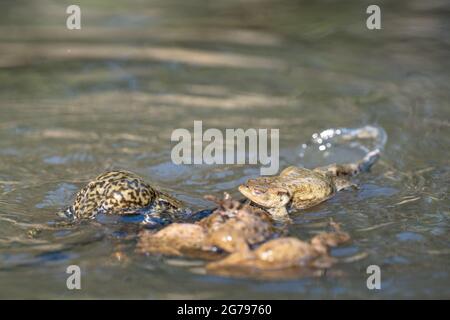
0, 0, 449, 299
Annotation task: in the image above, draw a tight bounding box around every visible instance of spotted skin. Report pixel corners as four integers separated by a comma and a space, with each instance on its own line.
64, 171, 185, 220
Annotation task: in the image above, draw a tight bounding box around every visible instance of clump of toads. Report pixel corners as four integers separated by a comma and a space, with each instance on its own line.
136, 194, 351, 277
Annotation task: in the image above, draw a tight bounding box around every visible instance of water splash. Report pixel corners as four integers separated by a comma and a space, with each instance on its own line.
299, 125, 387, 161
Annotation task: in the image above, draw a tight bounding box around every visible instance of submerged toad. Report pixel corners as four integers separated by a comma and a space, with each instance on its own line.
136, 194, 276, 258
206, 222, 350, 273
239, 149, 380, 218
61, 170, 187, 221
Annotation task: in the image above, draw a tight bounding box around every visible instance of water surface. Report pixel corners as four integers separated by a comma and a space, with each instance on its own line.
0, 0, 449, 299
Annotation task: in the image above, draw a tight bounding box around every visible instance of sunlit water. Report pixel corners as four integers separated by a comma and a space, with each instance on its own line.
0, 0, 449, 299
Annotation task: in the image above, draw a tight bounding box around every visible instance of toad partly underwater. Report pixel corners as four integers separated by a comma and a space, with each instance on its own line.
136, 194, 276, 259
238, 149, 380, 218
136, 195, 351, 277
206, 221, 350, 275
61, 170, 187, 223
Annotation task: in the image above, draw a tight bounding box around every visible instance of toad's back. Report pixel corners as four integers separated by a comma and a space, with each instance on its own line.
66, 171, 159, 219
279, 166, 335, 209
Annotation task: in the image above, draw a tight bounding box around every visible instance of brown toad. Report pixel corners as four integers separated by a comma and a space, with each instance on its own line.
206, 222, 351, 272
239, 149, 380, 218
136, 194, 276, 258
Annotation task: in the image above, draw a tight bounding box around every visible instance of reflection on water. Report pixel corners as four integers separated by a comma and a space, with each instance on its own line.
0, 0, 449, 298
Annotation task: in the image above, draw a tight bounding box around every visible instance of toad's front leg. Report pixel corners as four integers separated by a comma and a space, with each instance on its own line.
267, 206, 290, 221
332, 177, 358, 192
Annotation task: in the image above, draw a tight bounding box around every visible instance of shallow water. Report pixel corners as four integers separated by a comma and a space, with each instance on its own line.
0, 0, 449, 299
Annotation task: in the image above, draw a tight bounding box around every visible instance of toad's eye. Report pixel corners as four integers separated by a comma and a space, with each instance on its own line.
253, 189, 265, 195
